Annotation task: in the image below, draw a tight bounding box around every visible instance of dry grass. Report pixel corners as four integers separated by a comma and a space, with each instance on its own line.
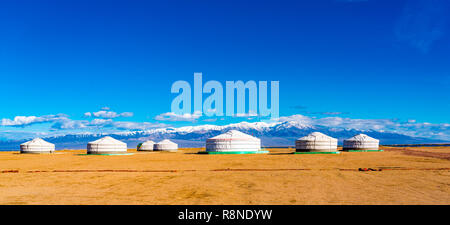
0, 146, 449, 205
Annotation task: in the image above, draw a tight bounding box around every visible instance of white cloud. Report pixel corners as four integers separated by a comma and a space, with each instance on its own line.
1, 114, 68, 127
233, 111, 259, 117
202, 118, 218, 122
277, 114, 312, 123
0, 130, 53, 140
85, 110, 134, 119
90, 118, 113, 126
51, 118, 88, 130
120, 112, 134, 117
51, 118, 115, 130
93, 111, 119, 118
154, 111, 202, 122
112, 121, 167, 130
50, 117, 165, 131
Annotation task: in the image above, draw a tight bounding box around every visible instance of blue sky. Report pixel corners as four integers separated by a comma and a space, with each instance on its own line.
0, 0, 449, 140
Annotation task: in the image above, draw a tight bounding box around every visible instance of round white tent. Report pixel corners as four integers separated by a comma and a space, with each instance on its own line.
138, 140, 155, 151
206, 130, 261, 153
343, 134, 379, 150
295, 132, 338, 152
20, 138, 55, 154
87, 136, 127, 154
154, 139, 178, 152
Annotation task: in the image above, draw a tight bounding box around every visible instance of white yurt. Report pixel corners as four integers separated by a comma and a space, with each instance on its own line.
20, 138, 55, 154
343, 134, 379, 150
154, 139, 178, 152
87, 136, 127, 154
206, 130, 261, 153
138, 140, 155, 151
295, 132, 338, 152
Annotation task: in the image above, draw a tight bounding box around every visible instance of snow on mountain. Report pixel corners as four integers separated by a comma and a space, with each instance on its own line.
0, 121, 445, 150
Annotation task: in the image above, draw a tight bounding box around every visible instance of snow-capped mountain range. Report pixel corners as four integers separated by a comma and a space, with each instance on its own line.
0, 121, 445, 150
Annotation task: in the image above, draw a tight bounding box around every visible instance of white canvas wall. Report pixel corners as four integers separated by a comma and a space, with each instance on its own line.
343, 134, 379, 150
154, 139, 178, 151
206, 130, 261, 152
20, 138, 55, 154
138, 140, 155, 151
87, 136, 127, 154
295, 132, 338, 152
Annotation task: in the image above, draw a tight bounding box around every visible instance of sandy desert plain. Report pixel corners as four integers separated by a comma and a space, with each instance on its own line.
0, 146, 449, 205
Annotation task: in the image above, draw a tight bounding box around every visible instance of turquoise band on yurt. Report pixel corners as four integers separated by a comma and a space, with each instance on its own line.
293, 151, 340, 154
199, 150, 269, 155
345, 149, 384, 152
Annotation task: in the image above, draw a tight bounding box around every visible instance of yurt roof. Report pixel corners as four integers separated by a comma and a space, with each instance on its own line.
298, 132, 337, 141
345, 134, 379, 142
157, 139, 177, 145
142, 140, 155, 144
21, 138, 54, 146
208, 130, 259, 140
89, 136, 126, 145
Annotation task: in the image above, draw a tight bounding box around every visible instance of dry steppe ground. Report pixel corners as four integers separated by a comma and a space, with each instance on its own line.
0, 146, 449, 204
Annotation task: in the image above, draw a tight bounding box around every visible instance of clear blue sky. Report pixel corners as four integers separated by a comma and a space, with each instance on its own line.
0, 0, 449, 140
